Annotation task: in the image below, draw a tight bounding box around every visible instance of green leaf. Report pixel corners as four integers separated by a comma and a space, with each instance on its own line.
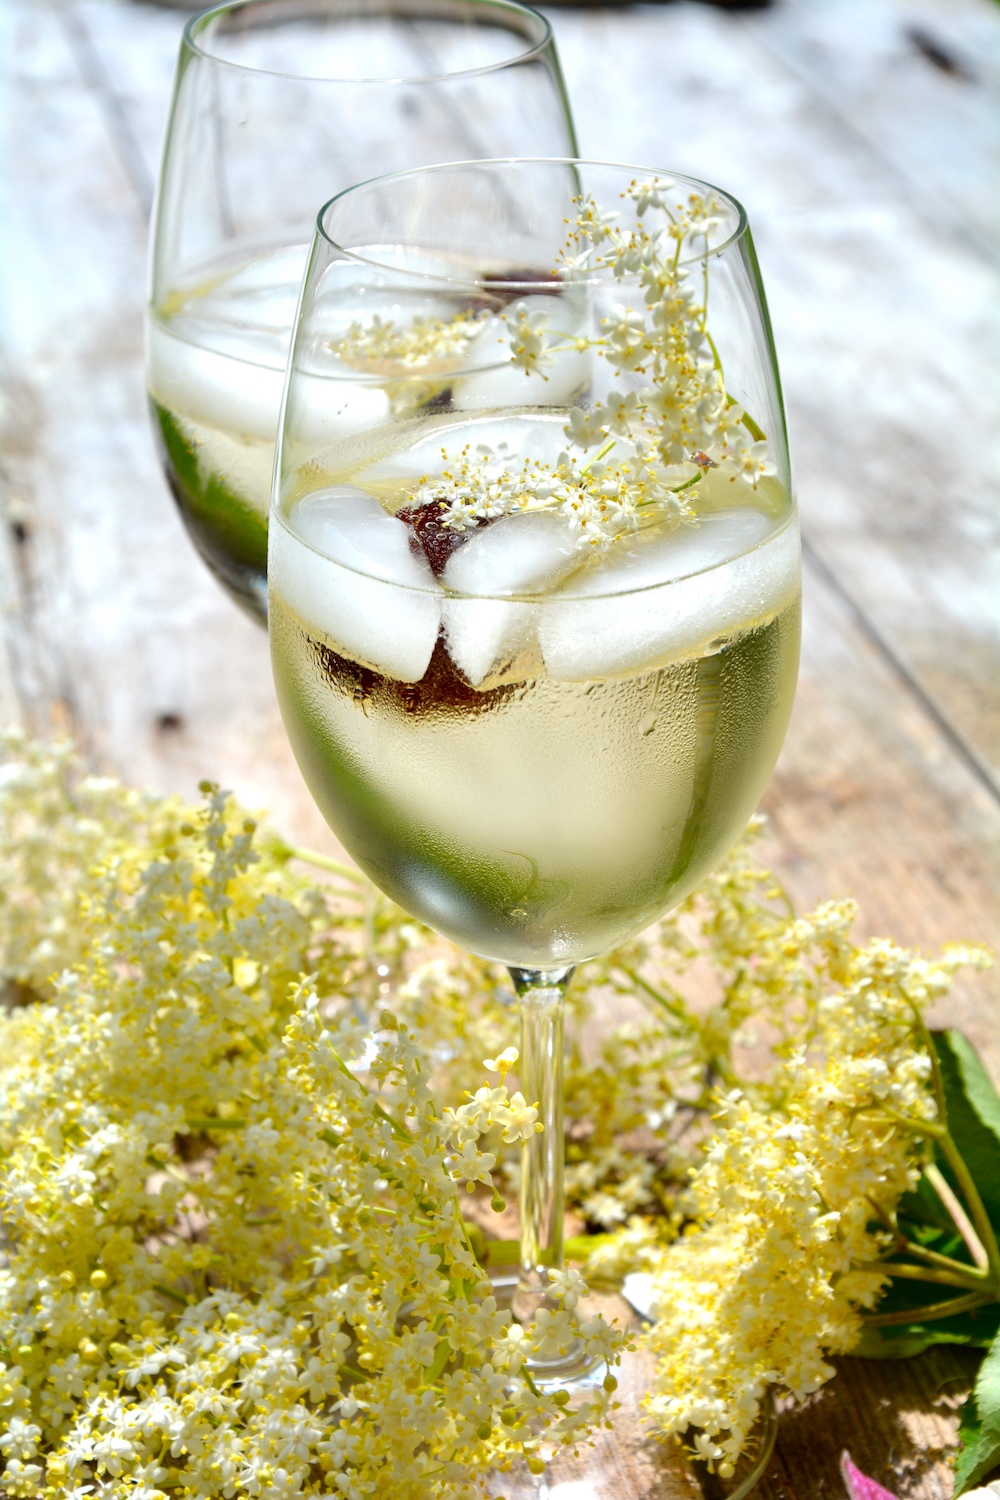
897, 1170, 965, 1234
953, 1331, 1000, 1493
853, 1326, 939, 1360
855, 1307, 1000, 1361
933, 1029, 1000, 1234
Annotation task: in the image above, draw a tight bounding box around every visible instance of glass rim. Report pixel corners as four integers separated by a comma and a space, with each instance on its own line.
269, 500, 797, 604
183, 0, 555, 84
315, 157, 751, 282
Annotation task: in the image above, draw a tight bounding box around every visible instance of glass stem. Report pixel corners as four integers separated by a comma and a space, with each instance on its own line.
508, 965, 574, 1303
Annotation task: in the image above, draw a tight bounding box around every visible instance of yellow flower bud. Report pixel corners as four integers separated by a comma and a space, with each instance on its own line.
89, 1269, 108, 1289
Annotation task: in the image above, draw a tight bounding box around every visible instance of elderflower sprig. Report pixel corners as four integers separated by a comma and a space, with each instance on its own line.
395, 178, 777, 551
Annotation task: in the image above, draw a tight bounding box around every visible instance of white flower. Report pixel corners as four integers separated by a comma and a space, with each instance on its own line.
602, 303, 648, 372
498, 1092, 542, 1144
564, 405, 607, 449
730, 437, 776, 487
0, 1420, 41, 1461
507, 302, 553, 375
604, 388, 640, 434
630, 177, 674, 215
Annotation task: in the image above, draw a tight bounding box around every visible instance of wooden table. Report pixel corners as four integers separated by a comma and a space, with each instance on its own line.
2, 0, 999, 1493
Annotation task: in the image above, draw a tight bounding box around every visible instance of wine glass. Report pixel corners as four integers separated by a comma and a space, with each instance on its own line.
269, 158, 801, 1381
145, 0, 577, 622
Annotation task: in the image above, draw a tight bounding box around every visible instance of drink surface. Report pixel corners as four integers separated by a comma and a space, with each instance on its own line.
270, 412, 801, 968
146, 247, 306, 621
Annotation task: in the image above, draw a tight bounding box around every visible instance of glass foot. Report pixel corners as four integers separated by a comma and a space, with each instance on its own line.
496, 1319, 776, 1499
488, 1269, 606, 1389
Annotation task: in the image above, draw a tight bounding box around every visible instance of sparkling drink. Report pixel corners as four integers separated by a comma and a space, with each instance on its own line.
269, 422, 800, 968
146, 248, 305, 619
145, 0, 577, 619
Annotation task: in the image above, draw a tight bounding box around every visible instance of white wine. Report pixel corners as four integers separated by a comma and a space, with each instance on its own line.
269, 435, 800, 968
146, 247, 307, 620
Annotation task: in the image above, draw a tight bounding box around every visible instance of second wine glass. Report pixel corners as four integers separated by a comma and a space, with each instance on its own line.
145, 0, 577, 621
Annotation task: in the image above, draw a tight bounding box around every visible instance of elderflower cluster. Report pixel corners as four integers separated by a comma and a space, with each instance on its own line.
329, 307, 491, 415
0, 735, 623, 1500
1, 733, 989, 1489
397, 177, 777, 550
637, 914, 987, 1478
413, 439, 695, 552
331, 309, 488, 371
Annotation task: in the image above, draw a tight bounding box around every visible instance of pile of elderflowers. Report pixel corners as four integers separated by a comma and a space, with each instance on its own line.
0, 729, 993, 1497
335, 177, 774, 552
0, 731, 623, 1500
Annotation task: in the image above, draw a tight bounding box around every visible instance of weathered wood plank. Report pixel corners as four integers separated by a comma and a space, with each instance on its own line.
1, 0, 338, 845
761, 557, 1000, 1072
745, 0, 1000, 253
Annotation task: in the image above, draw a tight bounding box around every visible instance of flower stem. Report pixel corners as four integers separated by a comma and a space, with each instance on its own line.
579, 437, 616, 474
879, 1261, 988, 1290
275, 842, 366, 884
865, 1289, 994, 1327
924, 1161, 990, 1272
934, 1130, 1000, 1282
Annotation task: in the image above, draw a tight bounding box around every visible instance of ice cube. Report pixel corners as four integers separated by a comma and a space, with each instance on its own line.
453, 296, 591, 411
441, 510, 581, 686
538, 509, 800, 681
146, 320, 284, 441
354, 411, 570, 491
269, 486, 442, 682
285, 369, 390, 447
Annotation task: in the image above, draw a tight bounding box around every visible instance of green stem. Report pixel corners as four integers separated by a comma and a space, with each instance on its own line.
737, 406, 766, 443
891, 1235, 991, 1281
936, 1131, 1000, 1280
858, 1104, 945, 1138
322, 1042, 413, 1143
670, 470, 703, 495
925, 1161, 990, 1272
904, 1012, 1000, 1281
564, 1232, 617, 1262
865, 1290, 994, 1327
618, 964, 697, 1030
620, 965, 739, 1086
279, 844, 366, 884
877, 1261, 988, 1291
579, 436, 616, 474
